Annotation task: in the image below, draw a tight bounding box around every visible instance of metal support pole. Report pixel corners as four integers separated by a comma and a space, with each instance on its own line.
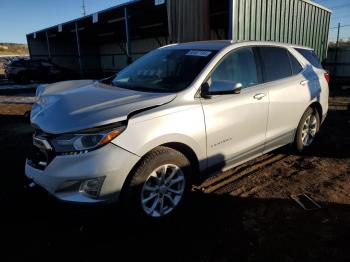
334, 22, 341, 79
336, 22, 341, 48
124, 7, 132, 65
26, 35, 33, 58
45, 31, 51, 59
228, 0, 233, 40
82, 0, 87, 17
75, 22, 84, 78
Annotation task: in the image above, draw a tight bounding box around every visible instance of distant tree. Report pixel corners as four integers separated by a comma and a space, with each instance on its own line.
328, 39, 350, 47
0, 43, 28, 55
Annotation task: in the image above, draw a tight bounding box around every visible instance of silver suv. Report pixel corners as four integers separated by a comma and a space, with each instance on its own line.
26, 41, 329, 218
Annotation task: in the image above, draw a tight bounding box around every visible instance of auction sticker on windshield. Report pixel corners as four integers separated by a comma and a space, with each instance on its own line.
186, 50, 212, 57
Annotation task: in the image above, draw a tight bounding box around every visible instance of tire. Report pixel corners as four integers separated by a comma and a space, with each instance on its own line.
121, 146, 193, 221
294, 107, 320, 152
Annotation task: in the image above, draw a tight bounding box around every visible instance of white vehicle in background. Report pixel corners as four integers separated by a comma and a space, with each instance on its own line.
25, 41, 329, 219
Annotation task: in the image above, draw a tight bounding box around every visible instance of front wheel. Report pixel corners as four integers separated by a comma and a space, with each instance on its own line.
121, 146, 192, 220
294, 107, 320, 152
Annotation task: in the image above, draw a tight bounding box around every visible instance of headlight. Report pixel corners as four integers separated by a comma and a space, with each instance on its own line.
51, 125, 126, 154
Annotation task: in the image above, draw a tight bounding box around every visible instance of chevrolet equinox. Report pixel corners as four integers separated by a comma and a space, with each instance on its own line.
26, 41, 329, 219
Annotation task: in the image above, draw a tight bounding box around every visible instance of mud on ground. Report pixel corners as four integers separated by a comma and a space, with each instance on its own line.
0, 90, 349, 262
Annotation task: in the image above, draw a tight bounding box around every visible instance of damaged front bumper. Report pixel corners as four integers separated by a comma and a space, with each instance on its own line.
25, 143, 140, 204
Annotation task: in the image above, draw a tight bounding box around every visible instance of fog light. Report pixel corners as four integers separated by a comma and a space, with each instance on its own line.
79, 177, 105, 198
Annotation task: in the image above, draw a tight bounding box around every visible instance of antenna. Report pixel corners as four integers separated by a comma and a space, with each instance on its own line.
82, 0, 87, 16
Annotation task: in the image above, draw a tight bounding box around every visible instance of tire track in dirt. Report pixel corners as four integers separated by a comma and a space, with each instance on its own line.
214, 155, 301, 196
199, 153, 294, 194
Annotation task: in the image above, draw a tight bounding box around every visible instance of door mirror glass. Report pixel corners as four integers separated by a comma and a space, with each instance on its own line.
207, 80, 242, 95
201, 81, 242, 97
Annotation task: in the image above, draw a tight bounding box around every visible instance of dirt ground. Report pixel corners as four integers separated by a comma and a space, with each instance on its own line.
0, 87, 349, 262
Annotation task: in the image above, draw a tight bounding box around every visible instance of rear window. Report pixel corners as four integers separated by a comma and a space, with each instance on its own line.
295, 48, 323, 69
259, 47, 292, 82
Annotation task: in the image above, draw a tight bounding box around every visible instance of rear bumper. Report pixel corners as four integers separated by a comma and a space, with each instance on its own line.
25, 143, 140, 204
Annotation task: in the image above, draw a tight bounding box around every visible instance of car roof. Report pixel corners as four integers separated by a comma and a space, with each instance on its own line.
163, 40, 234, 50
163, 40, 314, 51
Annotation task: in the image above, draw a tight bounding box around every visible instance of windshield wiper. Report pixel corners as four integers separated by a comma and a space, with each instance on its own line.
111, 82, 169, 93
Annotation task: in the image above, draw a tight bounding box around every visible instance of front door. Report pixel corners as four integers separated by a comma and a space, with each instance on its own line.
200, 47, 269, 169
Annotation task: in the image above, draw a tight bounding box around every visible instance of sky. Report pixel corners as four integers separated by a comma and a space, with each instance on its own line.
0, 0, 129, 43
0, 0, 349, 44
314, 0, 350, 42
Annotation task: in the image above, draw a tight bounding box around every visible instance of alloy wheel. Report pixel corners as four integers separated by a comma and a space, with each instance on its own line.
140, 164, 185, 218
301, 113, 318, 146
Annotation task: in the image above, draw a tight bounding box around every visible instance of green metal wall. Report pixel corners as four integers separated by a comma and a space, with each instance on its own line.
230, 0, 331, 60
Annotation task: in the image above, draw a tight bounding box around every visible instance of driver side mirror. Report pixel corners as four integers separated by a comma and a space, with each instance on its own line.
201, 81, 242, 98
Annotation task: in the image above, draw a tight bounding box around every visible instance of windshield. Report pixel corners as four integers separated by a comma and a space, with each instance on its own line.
112, 48, 217, 92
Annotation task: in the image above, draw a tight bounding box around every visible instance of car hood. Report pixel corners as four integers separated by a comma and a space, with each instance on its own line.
31, 80, 176, 134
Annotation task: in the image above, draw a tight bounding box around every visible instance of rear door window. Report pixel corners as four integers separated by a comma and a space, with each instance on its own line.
259, 47, 292, 82
295, 48, 323, 69
288, 52, 303, 75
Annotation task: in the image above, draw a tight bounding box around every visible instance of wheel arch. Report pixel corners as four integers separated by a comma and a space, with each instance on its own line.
309, 101, 323, 120
120, 142, 202, 198
161, 142, 201, 182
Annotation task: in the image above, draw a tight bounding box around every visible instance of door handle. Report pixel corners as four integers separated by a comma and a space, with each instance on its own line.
300, 80, 309, 85
253, 93, 266, 100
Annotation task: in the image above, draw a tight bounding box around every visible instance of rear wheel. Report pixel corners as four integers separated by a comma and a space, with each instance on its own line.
294, 107, 320, 152
121, 146, 192, 220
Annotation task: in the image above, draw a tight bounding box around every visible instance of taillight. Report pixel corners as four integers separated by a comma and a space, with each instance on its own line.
324, 72, 330, 83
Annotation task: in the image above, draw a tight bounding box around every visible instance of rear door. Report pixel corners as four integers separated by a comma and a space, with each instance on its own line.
201, 47, 269, 169
258, 47, 313, 152
294, 48, 329, 119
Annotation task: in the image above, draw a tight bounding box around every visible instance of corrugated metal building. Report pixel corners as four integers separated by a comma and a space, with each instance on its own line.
27, 0, 331, 79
